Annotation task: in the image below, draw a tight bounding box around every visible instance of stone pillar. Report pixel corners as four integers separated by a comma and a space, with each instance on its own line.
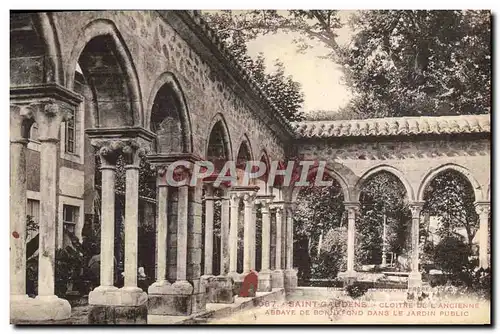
11, 102, 72, 321
475, 202, 490, 269
339, 202, 360, 283
251, 203, 257, 271
203, 184, 215, 276
284, 204, 298, 291
122, 145, 144, 292
257, 196, 274, 292
174, 185, 191, 286
242, 192, 256, 275
228, 192, 241, 279
408, 203, 423, 289
10, 105, 30, 302
271, 203, 284, 289
148, 167, 170, 294
220, 193, 230, 275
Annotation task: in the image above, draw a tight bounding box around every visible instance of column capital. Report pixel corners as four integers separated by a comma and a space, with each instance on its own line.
474, 201, 490, 216
25, 100, 72, 142
409, 202, 425, 218
343, 201, 360, 215
10, 104, 35, 142
270, 200, 285, 213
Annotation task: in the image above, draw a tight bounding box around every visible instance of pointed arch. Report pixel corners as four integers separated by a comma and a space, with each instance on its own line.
235, 133, 254, 163
205, 113, 233, 161
355, 164, 415, 202
147, 72, 193, 153
66, 18, 143, 127
417, 163, 484, 202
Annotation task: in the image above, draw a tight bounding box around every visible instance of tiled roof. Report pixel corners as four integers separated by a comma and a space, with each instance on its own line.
293, 114, 490, 139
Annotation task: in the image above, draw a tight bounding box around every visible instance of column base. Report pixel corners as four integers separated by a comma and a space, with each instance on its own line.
338, 270, 357, 285
258, 270, 272, 292
89, 286, 148, 306
209, 275, 235, 303
284, 269, 298, 292
408, 272, 422, 289
271, 269, 284, 289
200, 275, 216, 303
88, 286, 148, 324
11, 294, 71, 322
147, 280, 195, 316
229, 272, 243, 296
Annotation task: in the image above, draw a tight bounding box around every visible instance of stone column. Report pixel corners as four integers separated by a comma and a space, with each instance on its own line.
203, 184, 215, 276
148, 167, 170, 293
271, 203, 284, 289
242, 192, 256, 274
409, 203, 423, 288
251, 203, 257, 271
257, 196, 273, 292
228, 192, 241, 279
220, 193, 230, 275
284, 204, 298, 291
339, 202, 360, 283
121, 144, 147, 302
475, 202, 490, 269
173, 184, 192, 290
10, 105, 30, 301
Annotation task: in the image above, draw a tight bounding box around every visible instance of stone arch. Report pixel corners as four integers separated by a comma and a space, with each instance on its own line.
417, 163, 484, 202
66, 18, 143, 127
291, 166, 351, 203
235, 133, 254, 163
355, 164, 415, 202
10, 12, 63, 86
205, 113, 233, 161
147, 72, 193, 153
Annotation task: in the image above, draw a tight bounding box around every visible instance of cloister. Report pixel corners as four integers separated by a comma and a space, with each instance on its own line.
10, 11, 491, 323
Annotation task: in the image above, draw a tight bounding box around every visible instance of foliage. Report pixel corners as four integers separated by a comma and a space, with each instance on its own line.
55, 246, 85, 297
433, 235, 470, 275
345, 281, 369, 299
204, 10, 490, 118
203, 11, 305, 122
358, 172, 411, 265
422, 170, 478, 250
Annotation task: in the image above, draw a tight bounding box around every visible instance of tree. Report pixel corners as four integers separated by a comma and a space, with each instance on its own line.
203, 11, 305, 122
203, 10, 491, 118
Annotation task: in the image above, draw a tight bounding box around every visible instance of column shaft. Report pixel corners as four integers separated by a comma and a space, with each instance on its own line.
156, 185, 168, 282
345, 206, 357, 273
124, 165, 140, 288
204, 196, 214, 275
275, 208, 282, 270
286, 209, 293, 270
243, 199, 253, 274
476, 203, 490, 269
410, 214, 420, 273
100, 165, 116, 287
251, 205, 256, 271
10, 141, 28, 296
37, 140, 59, 296
261, 205, 271, 272
220, 197, 230, 275
176, 185, 189, 281
229, 195, 240, 274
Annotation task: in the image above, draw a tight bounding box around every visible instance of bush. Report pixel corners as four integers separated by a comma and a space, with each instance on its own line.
433, 235, 470, 274
345, 281, 369, 299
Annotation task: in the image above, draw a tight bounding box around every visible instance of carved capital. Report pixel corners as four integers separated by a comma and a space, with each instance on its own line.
242, 192, 257, 206
344, 202, 360, 218
409, 202, 424, 219
475, 202, 490, 217
122, 140, 147, 167
10, 104, 34, 141
28, 100, 72, 142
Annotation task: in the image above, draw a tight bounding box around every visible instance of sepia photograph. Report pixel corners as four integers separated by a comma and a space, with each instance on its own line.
8, 8, 491, 325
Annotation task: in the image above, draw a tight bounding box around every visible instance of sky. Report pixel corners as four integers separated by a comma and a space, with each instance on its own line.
245, 11, 355, 115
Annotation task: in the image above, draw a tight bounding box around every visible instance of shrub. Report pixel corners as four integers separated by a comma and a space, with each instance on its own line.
433, 235, 470, 274
345, 281, 369, 299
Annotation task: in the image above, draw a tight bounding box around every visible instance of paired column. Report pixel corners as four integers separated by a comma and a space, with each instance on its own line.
475, 202, 490, 269
258, 196, 274, 292
409, 203, 423, 288
10, 105, 31, 300
242, 192, 256, 274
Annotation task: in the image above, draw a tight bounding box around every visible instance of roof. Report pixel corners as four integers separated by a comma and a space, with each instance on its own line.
293, 114, 490, 139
